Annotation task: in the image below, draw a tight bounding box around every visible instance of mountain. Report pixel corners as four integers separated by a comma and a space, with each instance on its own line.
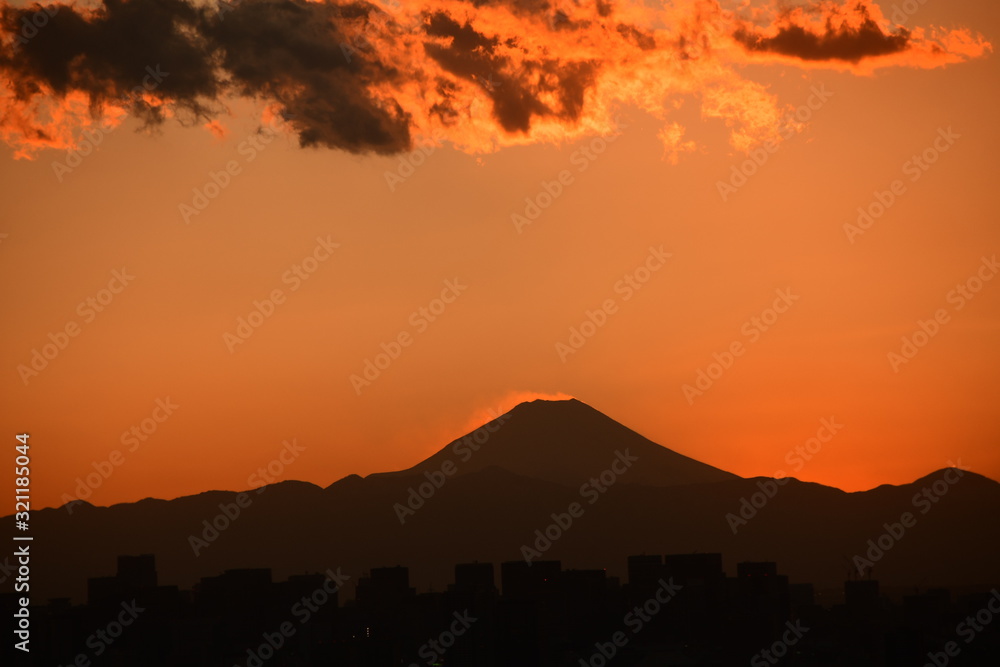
368, 398, 738, 487
17, 399, 1000, 605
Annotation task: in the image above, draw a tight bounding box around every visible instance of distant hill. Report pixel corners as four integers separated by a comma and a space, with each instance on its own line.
18, 399, 1000, 604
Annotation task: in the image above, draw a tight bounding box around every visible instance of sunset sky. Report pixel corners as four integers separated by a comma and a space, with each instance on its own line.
1, 0, 998, 510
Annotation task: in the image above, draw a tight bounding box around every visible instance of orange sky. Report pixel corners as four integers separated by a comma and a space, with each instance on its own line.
1, 0, 998, 510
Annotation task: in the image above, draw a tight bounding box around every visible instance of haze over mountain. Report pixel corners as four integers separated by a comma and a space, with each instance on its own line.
17, 399, 1000, 605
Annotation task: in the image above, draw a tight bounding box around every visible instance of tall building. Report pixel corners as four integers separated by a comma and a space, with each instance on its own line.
356, 565, 415, 609
500, 560, 561, 599
627, 554, 664, 593
117, 554, 157, 589
665, 553, 724, 583
845, 579, 880, 612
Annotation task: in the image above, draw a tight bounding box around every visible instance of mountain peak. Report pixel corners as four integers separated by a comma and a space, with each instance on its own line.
374, 398, 738, 487
512, 396, 586, 408
506, 397, 596, 419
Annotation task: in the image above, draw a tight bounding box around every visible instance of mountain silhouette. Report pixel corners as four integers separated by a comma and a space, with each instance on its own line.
368, 398, 738, 487
18, 399, 1000, 606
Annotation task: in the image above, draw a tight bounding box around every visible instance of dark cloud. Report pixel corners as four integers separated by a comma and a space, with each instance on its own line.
423, 13, 544, 132
0, 0, 412, 153
0, 0, 604, 152
465, 0, 551, 13
734, 15, 911, 63
0, 0, 986, 157
423, 12, 596, 133
1, 0, 217, 124
205, 0, 411, 153
616, 23, 656, 51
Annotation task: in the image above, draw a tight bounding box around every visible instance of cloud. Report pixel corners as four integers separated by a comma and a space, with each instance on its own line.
204, 118, 227, 139
205, 0, 413, 153
0, 0, 991, 159
733, 7, 910, 62
730, 1, 991, 71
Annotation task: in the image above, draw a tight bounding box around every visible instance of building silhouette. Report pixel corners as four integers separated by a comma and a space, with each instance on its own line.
12, 551, 1000, 666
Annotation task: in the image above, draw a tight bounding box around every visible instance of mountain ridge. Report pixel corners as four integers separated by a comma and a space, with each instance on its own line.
46, 400, 999, 511
17, 399, 1000, 604
23, 462, 1000, 605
